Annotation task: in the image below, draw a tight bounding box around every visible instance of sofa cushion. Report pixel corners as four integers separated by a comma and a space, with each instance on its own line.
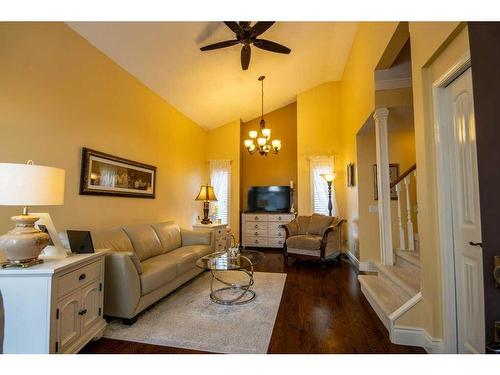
297, 216, 311, 235
286, 234, 322, 250
181, 229, 212, 246
180, 244, 213, 259
152, 221, 182, 252
123, 224, 163, 261
157, 246, 200, 275
91, 228, 135, 252
307, 214, 334, 235
140, 257, 177, 295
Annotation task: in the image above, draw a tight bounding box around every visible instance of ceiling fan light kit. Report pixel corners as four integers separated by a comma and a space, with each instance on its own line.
244, 76, 282, 156
200, 21, 291, 70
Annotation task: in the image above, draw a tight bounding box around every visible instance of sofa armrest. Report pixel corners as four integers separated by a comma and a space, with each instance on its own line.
181, 229, 213, 247
103, 252, 142, 319
121, 251, 143, 274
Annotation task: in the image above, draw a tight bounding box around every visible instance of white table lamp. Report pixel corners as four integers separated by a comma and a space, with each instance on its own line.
0, 161, 65, 265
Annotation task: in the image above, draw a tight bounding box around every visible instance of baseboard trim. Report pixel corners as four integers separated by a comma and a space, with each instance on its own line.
345, 250, 359, 268
392, 326, 444, 353
359, 261, 377, 272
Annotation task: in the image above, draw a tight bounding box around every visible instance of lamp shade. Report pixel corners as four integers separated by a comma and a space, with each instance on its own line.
0, 163, 65, 206
195, 185, 217, 202
321, 173, 336, 183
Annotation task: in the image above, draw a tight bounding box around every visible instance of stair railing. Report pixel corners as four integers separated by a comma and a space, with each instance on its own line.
391, 164, 417, 251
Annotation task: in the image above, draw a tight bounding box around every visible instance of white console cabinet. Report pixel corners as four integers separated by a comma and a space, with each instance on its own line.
193, 223, 229, 252
0, 251, 107, 353
241, 212, 295, 248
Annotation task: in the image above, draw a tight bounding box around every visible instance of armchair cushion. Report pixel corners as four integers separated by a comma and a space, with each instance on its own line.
307, 214, 335, 235
286, 234, 322, 250
284, 219, 299, 236
297, 216, 311, 235
123, 224, 163, 261
152, 221, 182, 252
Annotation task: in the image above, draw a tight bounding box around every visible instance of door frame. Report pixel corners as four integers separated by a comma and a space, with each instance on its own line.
432, 52, 472, 354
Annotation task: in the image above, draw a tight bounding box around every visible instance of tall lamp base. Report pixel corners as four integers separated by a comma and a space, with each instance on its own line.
201, 201, 212, 224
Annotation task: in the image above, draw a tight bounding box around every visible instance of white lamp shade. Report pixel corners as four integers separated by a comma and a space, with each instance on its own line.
0, 163, 65, 206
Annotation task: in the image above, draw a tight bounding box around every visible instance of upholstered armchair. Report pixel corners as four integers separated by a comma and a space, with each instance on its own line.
282, 214, 345, 263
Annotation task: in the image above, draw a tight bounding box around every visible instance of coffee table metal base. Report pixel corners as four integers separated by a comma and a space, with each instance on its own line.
209, 268, 256, 305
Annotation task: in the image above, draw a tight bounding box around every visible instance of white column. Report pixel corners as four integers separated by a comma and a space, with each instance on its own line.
404, 175, 414, 251
374, 108, 393, 265
395, 183, 405, 250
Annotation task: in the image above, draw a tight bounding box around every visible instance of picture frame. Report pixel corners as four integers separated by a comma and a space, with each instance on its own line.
347, 163, 355, 187
33, 212, 71, 258
80, 147, 157, 198
373, 164, 399, 200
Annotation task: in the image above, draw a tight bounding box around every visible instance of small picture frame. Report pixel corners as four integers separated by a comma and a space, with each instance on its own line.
373, 164, 399, 200
347, 163, 355, 187
33, 213, 70, 257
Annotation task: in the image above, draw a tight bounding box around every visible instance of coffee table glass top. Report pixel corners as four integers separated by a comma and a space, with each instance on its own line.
196, 250, 264, 271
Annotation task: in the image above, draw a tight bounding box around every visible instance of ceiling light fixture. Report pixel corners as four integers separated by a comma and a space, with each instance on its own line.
244, 76, 281, 156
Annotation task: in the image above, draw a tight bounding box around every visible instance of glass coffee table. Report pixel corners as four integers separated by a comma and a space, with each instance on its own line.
196, 250, 264, 305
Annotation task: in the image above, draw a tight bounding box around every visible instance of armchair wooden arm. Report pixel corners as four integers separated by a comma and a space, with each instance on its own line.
320, 219, 346, 258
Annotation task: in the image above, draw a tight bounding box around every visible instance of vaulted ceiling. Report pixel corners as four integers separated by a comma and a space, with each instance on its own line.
68, 22, 357, 129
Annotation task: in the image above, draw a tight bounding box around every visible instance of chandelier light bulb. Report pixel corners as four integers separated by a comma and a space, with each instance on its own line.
249, 130, 258, 139
257, 137, 267, 146
262, 128, 271, 138
244, 139, 254, 148
272, 139, 282, 150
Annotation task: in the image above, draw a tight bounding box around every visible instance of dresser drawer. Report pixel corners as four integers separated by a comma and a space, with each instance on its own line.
269, 238, 285, 248
214, 227, 226, 239
57, 260, 101, 298
245, 222, 268, 231
215, 242, 226, 251
245, 229, 268, 238
267, 214, 294, 223
245, 214, 269, 222
268, 222, 287, 231
245, 236, 268, 246
268, 228, 286, 239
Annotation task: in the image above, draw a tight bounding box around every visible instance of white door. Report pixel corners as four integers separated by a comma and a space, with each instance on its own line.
56, 289, 81, 353
446, 67, 485, 353
81, 280, 102, 332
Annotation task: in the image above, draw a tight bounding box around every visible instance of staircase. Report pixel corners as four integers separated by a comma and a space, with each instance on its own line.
358, 249, 421, 330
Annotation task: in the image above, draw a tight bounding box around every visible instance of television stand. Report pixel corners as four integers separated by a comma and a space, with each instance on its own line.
241, 212, 295, 249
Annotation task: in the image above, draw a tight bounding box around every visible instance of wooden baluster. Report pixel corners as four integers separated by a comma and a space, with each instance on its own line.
404, 176, 414, 251
395, 183, 405, 250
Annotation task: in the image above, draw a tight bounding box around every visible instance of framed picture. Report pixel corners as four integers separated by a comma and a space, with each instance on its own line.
80, 147, 156, 198
347, 163, 355, 187
373, 164, 399, 200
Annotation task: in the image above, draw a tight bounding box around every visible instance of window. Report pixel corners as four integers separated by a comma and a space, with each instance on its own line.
310, 156, 338, 216
209, 160, 231, 225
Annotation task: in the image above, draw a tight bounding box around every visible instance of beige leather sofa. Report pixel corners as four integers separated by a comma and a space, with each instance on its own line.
92, 221, 213, 325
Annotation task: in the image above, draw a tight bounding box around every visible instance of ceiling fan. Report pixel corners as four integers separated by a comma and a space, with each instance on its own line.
199, 22, 291, 70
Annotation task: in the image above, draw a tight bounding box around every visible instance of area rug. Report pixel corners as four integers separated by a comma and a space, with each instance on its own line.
103, 271, 287, 354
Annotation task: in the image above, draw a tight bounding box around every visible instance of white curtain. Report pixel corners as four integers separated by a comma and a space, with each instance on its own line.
310, 156, 339, 216
209, 160, 231, 225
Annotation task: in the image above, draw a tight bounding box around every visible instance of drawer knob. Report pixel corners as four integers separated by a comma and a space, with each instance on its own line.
79, 273, 86, 281
254, 240, 259, 244
278, 216, 282, 220
254, 224, 258, 229
255, 216, 259, 220
278, 233, 282, 237
254, 232, 258, 236
78, 309, 87, 316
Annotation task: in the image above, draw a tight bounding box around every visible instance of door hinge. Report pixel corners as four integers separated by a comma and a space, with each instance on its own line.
99, 282, 102, 291
98, 307, 102, 316
56, 308, 60, 320
55, 341, 59, 353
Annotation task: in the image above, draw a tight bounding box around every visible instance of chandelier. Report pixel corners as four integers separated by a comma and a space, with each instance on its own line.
244, 76, 282, 156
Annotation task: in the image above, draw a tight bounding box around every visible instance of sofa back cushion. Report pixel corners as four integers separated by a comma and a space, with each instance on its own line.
123, 224, 163, 261
91, 227, 135, 253
307, 214, 335, 235
297, 216, 311, 235
152, 221, 182, 252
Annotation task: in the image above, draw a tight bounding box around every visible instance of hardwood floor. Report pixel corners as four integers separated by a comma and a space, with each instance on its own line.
81, 250, 425, 354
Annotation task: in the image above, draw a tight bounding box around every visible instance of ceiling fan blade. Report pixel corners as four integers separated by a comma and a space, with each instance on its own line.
251, 22, 275, 37
224, 21, 243, 35
241, 44, 251, 70
254, 39, 291, 54
200, 40, 239, 51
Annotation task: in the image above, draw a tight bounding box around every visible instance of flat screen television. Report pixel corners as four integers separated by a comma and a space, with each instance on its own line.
247, 186, 291, 213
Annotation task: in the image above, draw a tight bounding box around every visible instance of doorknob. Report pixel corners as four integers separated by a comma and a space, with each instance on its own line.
469, 241, 483, 247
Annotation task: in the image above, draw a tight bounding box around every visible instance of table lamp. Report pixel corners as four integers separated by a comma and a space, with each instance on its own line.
0, 161, 65, 266
321, 173, 336, 217
195, 185, 217, 224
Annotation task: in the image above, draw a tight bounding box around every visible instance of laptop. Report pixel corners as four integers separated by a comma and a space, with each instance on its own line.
67, 230, 95, 254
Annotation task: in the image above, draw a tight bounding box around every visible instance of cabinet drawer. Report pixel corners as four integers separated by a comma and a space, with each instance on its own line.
245, 222, 269, 231
57, 261, 101, 298
245, 214, 269, 222
214, 228, 226, 239
268, 214, 294, 223
215, 241, 226, 251
268, 228, 286, 239
269, 238, 285, 248
245, 229, 268, 237
245, 236, 268, 246
268, 222, 287, 231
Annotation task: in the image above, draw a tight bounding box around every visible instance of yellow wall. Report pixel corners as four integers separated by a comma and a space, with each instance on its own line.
296, 82, 344, 217
0, 23, 208, 246
240, 103, 297, 211
206, 119, 241, 240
